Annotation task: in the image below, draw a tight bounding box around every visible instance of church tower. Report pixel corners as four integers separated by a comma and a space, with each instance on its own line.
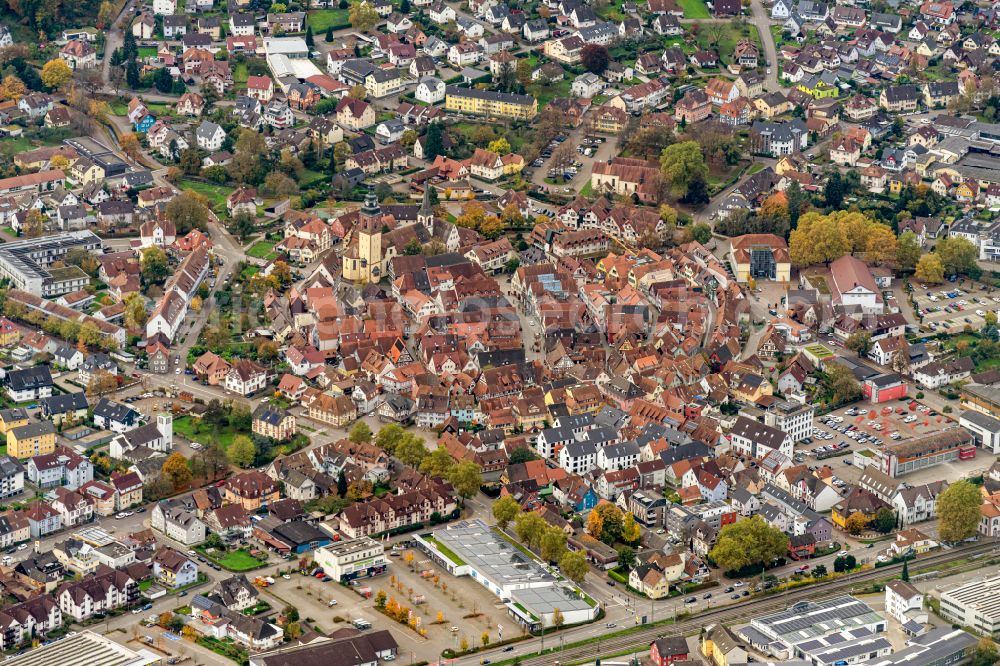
418, 185, 434, 232
358, 186, 383, 282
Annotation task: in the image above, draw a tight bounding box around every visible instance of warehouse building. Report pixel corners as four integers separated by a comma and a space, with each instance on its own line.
740, 596, 887, 660
959, 410, 1000, 453
0, 231, 102, 296
416, 519, 599, 629
940, 575, 1000, 637
1, 630, 160, 666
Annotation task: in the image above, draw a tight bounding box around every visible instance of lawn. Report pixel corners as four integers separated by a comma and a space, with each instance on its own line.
308, 8, 350, 32
172, 414, 237, 449
247, 240, 278, 260
234, 62, 249, 84
109, 100, 129, 116
239, 264, 260, 281
527, 78, 572, 108
299, 168, 329, 187
199, 547, 268, 572
677, 0, 710, 18
178, 179, 234, 214
695, 23, 760, 60
137, 46, 158, 59
579, 180, 593, 197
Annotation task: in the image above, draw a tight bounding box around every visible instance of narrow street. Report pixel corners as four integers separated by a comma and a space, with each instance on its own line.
749, 0, 779, 92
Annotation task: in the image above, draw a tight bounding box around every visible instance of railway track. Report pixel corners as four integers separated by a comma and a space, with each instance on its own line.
482, 541, 999, 666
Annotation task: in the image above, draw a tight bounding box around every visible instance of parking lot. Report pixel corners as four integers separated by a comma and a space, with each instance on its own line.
386, 546, 520, 652
799, 399, 955, 485
909, 279, 1000, 334
799, 398, 994, 486
261, 545, 521, 663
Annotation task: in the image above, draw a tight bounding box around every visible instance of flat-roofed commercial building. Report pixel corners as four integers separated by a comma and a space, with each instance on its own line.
962, 384, 1000, 419
416, 519, 599, 629
313, 536, 388, 582
866, 627, 977, 666
959, 409, 1000, 453
2, 630, 160, 666
0, 231, 102, 296
743, 596, 887, 660
940, 575, 1000, 637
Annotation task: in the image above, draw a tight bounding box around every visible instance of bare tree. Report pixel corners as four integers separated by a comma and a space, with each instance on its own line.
551, 143, 575, 171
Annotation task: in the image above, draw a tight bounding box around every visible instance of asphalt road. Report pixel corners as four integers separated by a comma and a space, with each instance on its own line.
750, 0, 780, 92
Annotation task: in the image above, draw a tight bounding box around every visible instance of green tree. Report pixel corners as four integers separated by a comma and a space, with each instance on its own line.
507, 446, 541, 465
492, 494, 520, 529
824, 170, 845, 208
845, 331, 873, 356
689, 222, 712, 245
895, 231, 922, 271
325, 26, 334, 42
937, 479, 981, 542
935, 236, 979, 277
375, 424, 406, 454
228, 211, 257, 242
395, 434, 428, 467
786, 180, 806, 227
514, 511, 547, 550
827, 362, 862, 404
873, 508, 896, 534
348, 421, 373, 443
900, 560, 909, 582
708, 516, 789, 573
305, 25, 314, 47
660, 141, 708, 198
165, 191, 210, 234
448, 461, 482, 499
140, 246, 170, 284
228, 435, 257, 467
420, 447, 456, 478
617, 545, 636, 570
349, 0, 379, 32
812, 564, 827, 578
540, 526, 568, 563
422, 122, 444, 160
559, 550, 589, 584
337, 470, 348, 497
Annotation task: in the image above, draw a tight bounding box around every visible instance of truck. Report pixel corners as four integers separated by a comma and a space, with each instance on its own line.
413, 595, 426, 605
254, 576, 275, 587
357, 586, 372, 599
353, 619, 372, 630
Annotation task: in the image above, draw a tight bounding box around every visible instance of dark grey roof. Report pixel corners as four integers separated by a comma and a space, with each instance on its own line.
6, 366, 53, 392
41, 392, 88, 414
93, 397, 141, 424
729, 416, 788, 449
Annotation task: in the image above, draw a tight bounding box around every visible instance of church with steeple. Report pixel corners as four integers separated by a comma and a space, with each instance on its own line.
341, 187, 438, 284
342, 188, 385, 283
